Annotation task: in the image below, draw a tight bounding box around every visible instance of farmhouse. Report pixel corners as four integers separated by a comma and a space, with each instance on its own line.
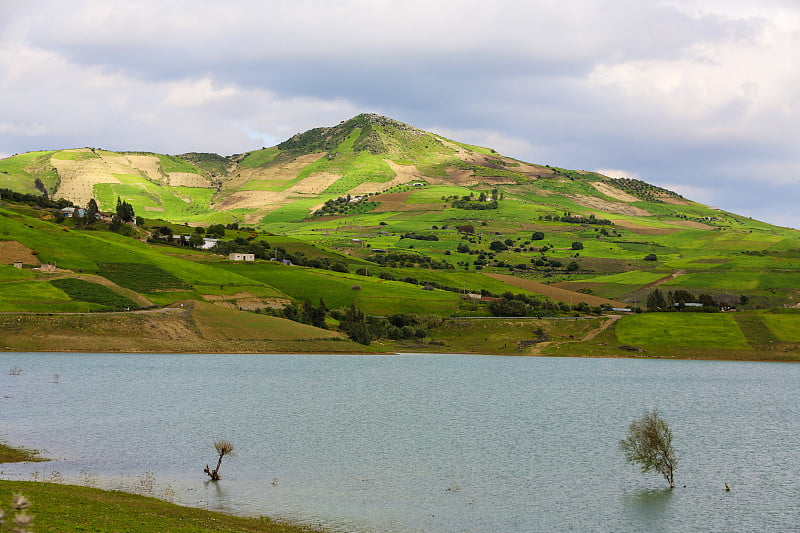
229, 253, 255, 262
60, 207, 86, 218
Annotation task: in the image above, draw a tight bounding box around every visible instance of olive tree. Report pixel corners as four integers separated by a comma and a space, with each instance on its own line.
204, 440, 234, 481
619, 409, 678, 488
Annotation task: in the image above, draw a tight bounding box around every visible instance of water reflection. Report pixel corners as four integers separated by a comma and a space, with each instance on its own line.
623, 487, 673, 525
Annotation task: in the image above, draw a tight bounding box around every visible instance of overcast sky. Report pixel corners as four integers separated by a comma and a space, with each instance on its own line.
2, 0, 798, 227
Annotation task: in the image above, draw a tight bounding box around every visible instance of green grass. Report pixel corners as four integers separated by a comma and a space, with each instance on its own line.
0, 264, 33, 282
0, 481, 322, 533
98, 263, 192, 292
615, 313, 749, 348
50, 149, 99, 161
49, 278, 137, 310
0, 442, 45, 463
155, 154, 202, 174
93, 174, 215, 220
759, 310, 800, 342
240, 147, 281, 167
0, 280, 71, 303
0, 151, 59, 193
215, 262, 459, 315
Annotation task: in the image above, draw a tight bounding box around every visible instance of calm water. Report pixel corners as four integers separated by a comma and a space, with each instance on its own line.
0, 352, 798, 532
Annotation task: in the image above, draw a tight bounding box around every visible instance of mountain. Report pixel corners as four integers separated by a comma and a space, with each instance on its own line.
2, 114, 800, 359
0, 113, 678, 226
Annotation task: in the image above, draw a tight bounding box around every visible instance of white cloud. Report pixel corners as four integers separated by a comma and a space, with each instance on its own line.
595, 169, 640, 180
1, 1, 798, 227
164, 78, 238, 108
661, 184, 715, 204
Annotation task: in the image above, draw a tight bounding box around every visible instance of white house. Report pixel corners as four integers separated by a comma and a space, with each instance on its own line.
229, 253, 255, 262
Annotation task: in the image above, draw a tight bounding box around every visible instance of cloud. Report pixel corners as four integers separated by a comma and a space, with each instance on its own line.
0, 0, 798, 227
595, 169, 641, 180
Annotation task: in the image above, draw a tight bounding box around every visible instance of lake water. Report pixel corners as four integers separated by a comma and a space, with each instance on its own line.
1, 352, 798, 532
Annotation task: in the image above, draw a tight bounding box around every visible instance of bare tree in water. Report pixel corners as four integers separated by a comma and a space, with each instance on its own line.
620, 409, 678, 488
204, 440, 234, 481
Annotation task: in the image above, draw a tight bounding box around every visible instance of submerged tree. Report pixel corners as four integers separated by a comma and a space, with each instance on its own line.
619, 409, 678, 488
204, 440, 234, 481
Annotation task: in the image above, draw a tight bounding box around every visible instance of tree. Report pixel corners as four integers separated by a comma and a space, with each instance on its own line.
571, 241, 584, 250
207, 224, 226, 238
619, 409, 678, 488
189, 233, 205, 248
115, 197, 135, 222
86, 198, 99, 225
531, 231, 545, 241
646, 288, 666, 311
204, 440, 234, 481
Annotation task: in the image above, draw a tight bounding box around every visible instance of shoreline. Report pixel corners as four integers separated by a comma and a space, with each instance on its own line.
2, 347, 799, 363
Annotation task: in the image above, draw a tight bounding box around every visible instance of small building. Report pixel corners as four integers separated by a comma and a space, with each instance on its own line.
463, 293, 482, 301
370, 248, 388, 253
60, 207, 86, 218
39, 264, 58, 273
229, 253, 255, 262
13, 262, 23, 269
201, 238, 219, 250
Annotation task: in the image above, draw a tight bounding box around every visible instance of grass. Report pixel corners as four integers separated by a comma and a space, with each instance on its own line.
0, 302, 371, 353
216, 262, 459, 315
408, 316, 601, 354
239, 147, 280, 168
49, 278, 138, 310
98, 262, 192, 293
190, 300, 342, 340
615, 313, 749, 348
0, 442, 45, 463
759, 310, 800, 342
0, 280, 73, 308
0, 481, 323, 533
0, 151, 59, 194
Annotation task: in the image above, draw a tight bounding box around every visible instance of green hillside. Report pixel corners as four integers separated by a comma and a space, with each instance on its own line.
1, 113, 800, 358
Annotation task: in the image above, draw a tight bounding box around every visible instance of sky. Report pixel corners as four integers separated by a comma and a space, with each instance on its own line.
1, 0, 798, 227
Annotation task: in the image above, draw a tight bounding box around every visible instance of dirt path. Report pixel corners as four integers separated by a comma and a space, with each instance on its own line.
527, 315, 622, 355
641, 270, 686, 290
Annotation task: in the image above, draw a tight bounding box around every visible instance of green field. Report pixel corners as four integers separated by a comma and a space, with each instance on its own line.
615, 313, 749, 348
1, 113, 800, 359
759, 310, 800, 342
216, 262, 460, 315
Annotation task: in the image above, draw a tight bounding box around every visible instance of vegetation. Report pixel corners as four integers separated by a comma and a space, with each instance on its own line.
620, 409, 678, 488
0, 442, 44, 464
98, 263, 192, 293
0, 481, 323, 533
204, 440, 234, 481
49, 278, 138, 310
1, 113, 800, 359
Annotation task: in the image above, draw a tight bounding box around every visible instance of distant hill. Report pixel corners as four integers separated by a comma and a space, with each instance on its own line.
2, 114, 800, 359
0, 113, 686, 226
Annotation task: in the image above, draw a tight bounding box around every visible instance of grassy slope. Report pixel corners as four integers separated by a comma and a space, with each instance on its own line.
0, 301, 373, 353
0, 481, 322, 533
3, 115, 800, 358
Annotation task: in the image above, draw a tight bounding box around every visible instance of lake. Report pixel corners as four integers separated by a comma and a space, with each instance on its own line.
1, 352, 798, 532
